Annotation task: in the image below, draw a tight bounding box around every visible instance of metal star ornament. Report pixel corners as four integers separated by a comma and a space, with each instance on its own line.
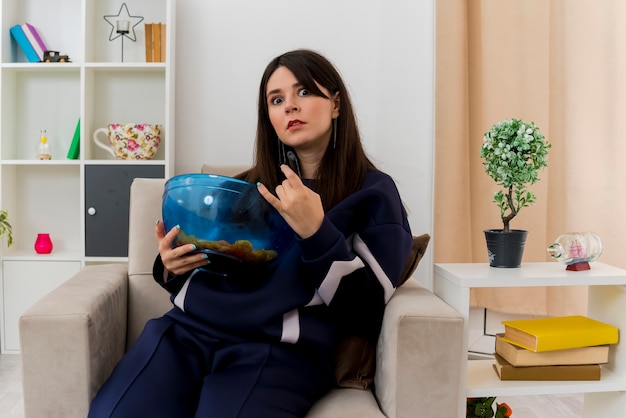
103, 3, 144, 42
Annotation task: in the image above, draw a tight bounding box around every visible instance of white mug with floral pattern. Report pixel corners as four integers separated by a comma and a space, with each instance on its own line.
93, 123, 162, 160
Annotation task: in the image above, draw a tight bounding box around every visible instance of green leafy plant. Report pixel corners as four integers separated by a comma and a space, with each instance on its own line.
467, 397, 512, 418
0, 209, 14, 247
480, 118, 550, 232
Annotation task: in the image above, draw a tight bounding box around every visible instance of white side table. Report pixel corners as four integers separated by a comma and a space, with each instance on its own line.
433, 262, 626, 417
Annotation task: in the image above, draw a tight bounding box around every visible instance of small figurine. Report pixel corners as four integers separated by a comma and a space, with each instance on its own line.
43, 50, 71, 63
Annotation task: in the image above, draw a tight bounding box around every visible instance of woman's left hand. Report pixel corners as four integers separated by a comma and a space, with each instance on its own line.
257, 165, 324, 239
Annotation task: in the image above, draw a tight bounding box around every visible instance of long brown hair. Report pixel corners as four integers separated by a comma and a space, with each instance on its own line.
241, 49, 377, 210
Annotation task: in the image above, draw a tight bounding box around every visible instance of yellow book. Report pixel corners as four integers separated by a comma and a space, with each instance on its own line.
501, 315, 619, 352
495, 334, 609, 366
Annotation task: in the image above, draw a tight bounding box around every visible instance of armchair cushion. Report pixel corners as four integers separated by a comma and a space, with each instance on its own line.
398, 233, 430, 286
335, 234, 430, 389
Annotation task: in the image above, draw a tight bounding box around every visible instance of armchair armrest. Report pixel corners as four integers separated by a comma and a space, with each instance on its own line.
375, 280, 464, 418
19, 264, 129, 418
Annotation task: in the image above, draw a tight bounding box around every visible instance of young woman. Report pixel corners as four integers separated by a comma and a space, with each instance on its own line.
88, 49, 413, 418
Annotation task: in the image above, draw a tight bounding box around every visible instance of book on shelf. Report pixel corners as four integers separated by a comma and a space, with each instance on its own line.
21, 23, 47, 62
9, 24, 40, 62
160, 23, 166, 61
492, 353, 602, 381
495, 334, 609, 367
145, 23, 153, 62
66, 118, 80, 160
501, 315, 619, 352
144, 23, 166, 63
153, 23, 161, 62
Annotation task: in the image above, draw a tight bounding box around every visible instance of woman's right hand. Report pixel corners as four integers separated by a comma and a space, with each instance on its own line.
156, 221, 209, 277
257, 165, 324, 239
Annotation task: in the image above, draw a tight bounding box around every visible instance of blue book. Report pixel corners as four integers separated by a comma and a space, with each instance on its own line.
9, 24, 40, 62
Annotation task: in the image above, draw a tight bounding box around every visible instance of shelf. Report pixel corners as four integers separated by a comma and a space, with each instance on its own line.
0, 63, 81, 72
1, 0, 174, 354
0, 71, 80, 160
0, 159, 81, 165
2, 0, 82, 65
2, 249, 82, 261
84, 256, 128, 264
84, 159, 166, 165
434, 262, 626, 288
1, 63, 165, 71
84, 62, 166, 71
434, 262, 626, 416
467, 359, 626, 397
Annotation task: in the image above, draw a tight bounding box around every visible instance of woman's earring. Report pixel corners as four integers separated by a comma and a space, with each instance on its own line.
333, 118, 338, 149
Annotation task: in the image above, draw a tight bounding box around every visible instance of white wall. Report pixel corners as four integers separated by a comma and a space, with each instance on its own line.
174, 0, 435, 288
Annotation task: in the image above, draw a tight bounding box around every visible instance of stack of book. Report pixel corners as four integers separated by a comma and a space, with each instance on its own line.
9, 23, 48, 63
492, 315, 619, 381
145, 23, 166, 62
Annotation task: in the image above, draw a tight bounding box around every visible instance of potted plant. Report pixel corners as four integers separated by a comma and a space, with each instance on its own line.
0, 209, 14, 247
467, 397, 512, 418
480, 118, 550, 267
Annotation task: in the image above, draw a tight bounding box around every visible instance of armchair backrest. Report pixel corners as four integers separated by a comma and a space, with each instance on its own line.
126, 178, 171, 348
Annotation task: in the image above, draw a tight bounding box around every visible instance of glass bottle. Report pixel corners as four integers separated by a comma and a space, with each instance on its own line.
37, 129, 51, 160
547, 232, 602, 270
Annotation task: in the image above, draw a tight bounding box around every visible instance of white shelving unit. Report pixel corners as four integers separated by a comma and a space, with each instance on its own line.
0, 0, 175, 353
433, 262, 626, 417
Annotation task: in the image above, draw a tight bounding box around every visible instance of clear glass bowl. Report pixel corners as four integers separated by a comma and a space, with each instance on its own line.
162, 174, 294, 275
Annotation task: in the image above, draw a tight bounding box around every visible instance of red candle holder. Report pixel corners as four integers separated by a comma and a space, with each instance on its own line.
34, 233, 53, 254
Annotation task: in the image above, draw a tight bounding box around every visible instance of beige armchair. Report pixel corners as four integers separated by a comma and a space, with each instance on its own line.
19, 174, 465, 418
